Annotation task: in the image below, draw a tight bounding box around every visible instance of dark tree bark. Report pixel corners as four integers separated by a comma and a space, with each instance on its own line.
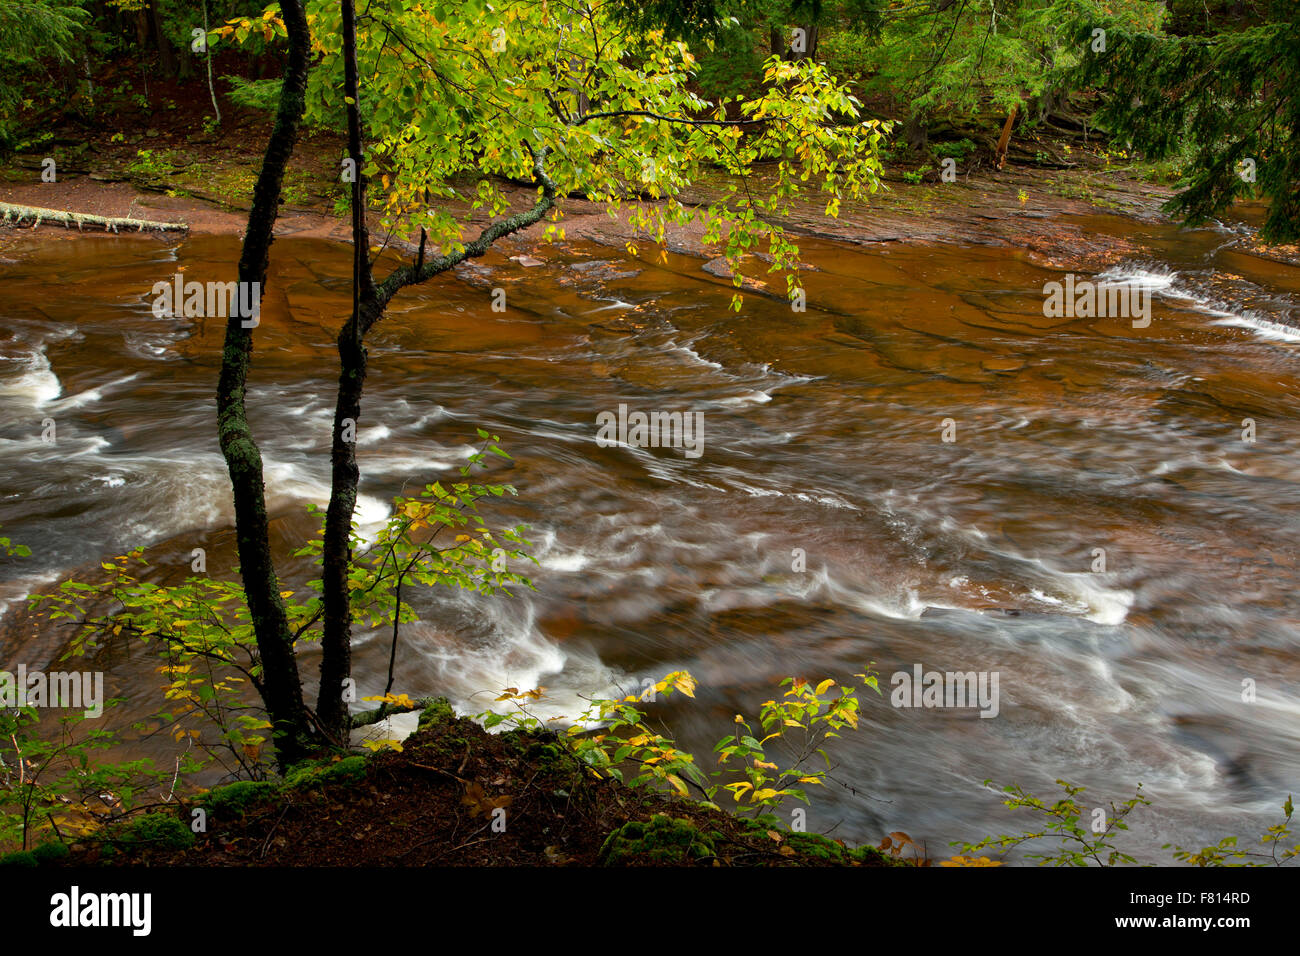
316, 0, 376, 742
147, 1, 176, 76
217, 0, 315, 768
314, 6, 560, 740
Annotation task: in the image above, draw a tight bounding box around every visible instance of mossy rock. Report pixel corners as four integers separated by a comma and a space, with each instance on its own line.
416, 697, 456, 731
31, 841, 70, 865
110, 813, 195, 852
204, 779, 280, 819
284, 755, 367, 790
783, 831, 854, 863
738, 816, 894, 865
0, 851, 37, 867
599, 814, 716, 865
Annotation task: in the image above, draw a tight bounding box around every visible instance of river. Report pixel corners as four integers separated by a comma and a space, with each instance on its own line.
1, 211, 1298, 862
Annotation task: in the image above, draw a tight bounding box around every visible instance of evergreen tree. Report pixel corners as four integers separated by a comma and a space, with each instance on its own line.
1077, 0, 1300, 241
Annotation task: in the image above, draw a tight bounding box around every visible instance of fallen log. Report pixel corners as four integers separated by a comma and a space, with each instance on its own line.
0, 201, 188, 234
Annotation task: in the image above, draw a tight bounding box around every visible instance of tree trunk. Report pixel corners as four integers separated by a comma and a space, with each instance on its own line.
217, 0, 315, 769
0, 201, 187, 233
798, 24, 819, 61
316, 0, 377, 742
313, 10, 562, 742
148, 2, 176, 76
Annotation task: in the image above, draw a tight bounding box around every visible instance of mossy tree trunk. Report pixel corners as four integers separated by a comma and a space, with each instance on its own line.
217, 0, 315, 768
316, 0, 374, 742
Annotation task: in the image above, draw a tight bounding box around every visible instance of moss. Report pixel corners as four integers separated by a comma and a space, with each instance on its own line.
0, 851, 37, 867
599, 814, 716, 865
111, 813, 195, 852
502, 732, 565, 765
204, 779, 280, 819
737, 815, 897, 865
416, 697, 456, 731
31, 841, 70, 865
286, 755, 367, 789
784, 831, 851, 862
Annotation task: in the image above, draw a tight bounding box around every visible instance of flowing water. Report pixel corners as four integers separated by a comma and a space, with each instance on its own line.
2, 212, 1298, 861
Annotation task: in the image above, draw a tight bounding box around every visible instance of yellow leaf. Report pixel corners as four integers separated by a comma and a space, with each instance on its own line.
665, 774, 688, 796
815, 678, 835, 696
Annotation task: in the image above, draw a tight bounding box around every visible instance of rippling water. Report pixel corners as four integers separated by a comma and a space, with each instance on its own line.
1, 213, 1298, 861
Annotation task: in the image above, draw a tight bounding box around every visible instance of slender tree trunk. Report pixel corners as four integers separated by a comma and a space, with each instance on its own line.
217, 0, 314, 768
203, 0, 221, 124
316, 0, 376, 741
314, 10, 562, 741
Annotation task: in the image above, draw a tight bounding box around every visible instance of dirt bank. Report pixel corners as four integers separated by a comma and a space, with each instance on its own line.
0, 115, 1201, 274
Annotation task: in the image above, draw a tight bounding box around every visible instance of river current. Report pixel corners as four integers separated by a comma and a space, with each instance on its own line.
2, 212, 1298, 861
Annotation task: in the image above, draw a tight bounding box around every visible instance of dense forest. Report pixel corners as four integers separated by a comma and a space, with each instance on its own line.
0, 0, 1297, 909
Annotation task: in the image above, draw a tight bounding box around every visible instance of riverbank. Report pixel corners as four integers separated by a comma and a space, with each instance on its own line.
7, 112, 1285, 274
2, 699, 914, 868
